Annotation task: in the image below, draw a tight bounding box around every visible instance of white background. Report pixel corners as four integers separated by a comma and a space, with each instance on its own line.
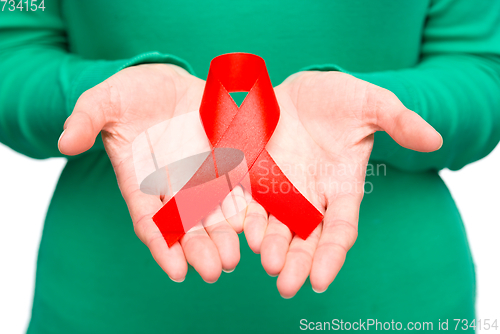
0, 143, 499, 333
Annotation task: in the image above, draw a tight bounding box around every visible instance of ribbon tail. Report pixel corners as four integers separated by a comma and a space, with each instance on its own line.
153, 198, 187, 247
249, 150, 324, 239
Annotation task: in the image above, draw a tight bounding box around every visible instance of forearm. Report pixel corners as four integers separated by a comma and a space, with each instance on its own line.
358, 54, 500, 171
0, 46, 194, 159
302, 53, 500, 172
0, 47, 86, 158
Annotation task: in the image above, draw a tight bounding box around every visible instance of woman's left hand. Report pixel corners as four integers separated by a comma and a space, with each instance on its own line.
243, 71, 442, 298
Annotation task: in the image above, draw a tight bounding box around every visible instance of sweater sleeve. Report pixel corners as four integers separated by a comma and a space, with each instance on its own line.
303, 0, 500, 172
0, 0, 195, 159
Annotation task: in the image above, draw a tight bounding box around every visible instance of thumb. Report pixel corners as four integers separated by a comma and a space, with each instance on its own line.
374, 90, 443, 152
58, 85, 113, 156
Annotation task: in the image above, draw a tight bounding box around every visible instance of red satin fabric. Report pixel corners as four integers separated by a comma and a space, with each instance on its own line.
153, 53, 324, 247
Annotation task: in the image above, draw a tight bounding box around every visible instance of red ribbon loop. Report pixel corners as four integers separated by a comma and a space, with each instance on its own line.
153, 53, 324, 247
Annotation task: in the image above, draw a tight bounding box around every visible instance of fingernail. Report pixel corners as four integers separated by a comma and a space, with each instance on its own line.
312, 287, 326, 294
222, 268, 235, 273
280, 294, 293, 300
57, 130, 66, 152
438, 134, 444, 150
170, 276, 185, 283
63, 117, 70, 130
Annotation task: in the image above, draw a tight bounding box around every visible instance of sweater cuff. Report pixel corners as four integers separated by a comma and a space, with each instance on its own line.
298, 63, 416, 163
63, 52, 195, 152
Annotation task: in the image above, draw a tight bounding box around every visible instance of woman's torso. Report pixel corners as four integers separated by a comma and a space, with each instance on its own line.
28, 1, 475, 333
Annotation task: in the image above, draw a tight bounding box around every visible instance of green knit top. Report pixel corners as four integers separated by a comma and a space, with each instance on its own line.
1, 0, 499, 333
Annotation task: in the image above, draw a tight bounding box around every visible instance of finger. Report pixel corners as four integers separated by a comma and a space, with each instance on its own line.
242, 198, 269, 254
181, 220, 222, 283
59, 83, 115, 156
310, 193, 360, 293
260, 214, 293, 276
373, 88, 443, 152
128, 189, 188, 282
203, 205, 240, 273
220, 185, 250, 233
111, 155, 188, 282
276, 223, 322, 299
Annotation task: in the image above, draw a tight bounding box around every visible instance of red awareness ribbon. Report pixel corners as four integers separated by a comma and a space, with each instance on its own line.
153, 53, 324, 247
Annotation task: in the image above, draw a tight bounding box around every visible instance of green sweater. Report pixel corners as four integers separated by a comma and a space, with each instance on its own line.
1, 0, 499, 333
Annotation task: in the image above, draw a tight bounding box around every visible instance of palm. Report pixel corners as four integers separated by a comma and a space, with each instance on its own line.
269, 74, 376, 210
244, 71, 442, 298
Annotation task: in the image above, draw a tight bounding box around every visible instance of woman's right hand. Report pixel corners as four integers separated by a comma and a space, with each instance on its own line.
58, 64, 262, 283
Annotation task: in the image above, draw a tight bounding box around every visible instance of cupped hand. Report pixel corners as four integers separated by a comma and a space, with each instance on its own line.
243, 71, 442, 298
58, 64, 246, 283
